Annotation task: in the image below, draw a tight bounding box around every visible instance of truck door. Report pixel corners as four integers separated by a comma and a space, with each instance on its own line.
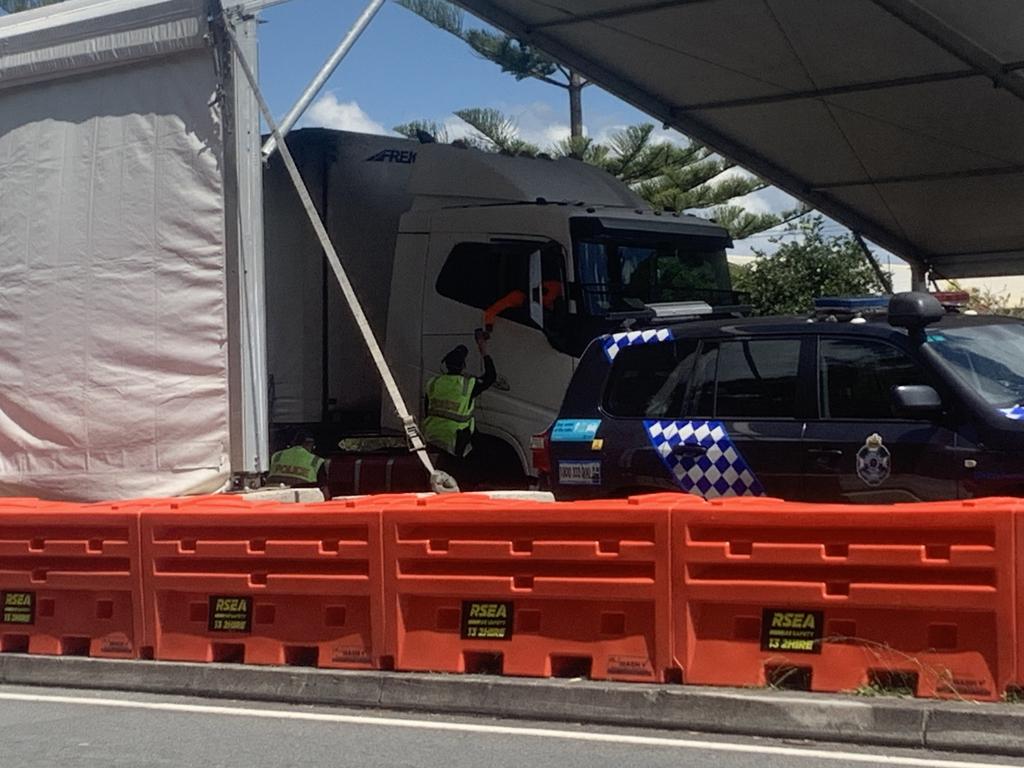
800, 336, 959, 502
423, 238, 573, 468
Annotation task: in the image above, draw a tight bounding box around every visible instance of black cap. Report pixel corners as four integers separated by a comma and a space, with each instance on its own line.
292, 429, 314, 446
442, 345, 469, 371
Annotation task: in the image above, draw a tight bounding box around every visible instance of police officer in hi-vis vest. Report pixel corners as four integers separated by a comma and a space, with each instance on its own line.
423, 330, 496, 485
267, 430, 331, 499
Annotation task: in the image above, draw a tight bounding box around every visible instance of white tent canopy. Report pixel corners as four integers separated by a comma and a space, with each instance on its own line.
0, 0, 267, 500
455, 0, 1024, 279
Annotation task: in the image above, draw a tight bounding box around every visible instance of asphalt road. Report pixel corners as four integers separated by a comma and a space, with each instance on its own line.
0, 685, 1021, 768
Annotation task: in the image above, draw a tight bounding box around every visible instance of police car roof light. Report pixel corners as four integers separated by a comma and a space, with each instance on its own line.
648, 301, 714, 319
930, 291, 970, 308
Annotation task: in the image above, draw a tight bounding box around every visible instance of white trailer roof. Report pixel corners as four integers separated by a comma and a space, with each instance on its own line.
0, 0, 210, 89
455, 0, 1024, 279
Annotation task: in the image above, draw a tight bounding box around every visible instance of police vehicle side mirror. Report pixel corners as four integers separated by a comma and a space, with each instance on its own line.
892, 384, 942, 415
888, 292, 944, 331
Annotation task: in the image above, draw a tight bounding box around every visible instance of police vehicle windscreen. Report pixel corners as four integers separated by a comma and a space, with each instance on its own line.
927, 323, 1024, 408
573, 232, 733, 316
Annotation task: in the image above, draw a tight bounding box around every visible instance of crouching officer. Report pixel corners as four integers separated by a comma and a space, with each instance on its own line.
267, 430, 331, 500
423, 331, 496, 486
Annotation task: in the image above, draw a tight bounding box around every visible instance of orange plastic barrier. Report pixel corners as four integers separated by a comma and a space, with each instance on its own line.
672, 497, 1017, 701
1014, 504, 1024, 694
0, 499, 144, 659
382, 493, 686, 682
138, 495, 400, 668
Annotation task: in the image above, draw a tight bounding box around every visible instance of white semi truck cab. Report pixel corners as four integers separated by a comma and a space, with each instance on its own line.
264, 129, 740, 484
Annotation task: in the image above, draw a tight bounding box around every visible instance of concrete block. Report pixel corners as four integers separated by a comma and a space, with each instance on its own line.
925, 704, 1024, 755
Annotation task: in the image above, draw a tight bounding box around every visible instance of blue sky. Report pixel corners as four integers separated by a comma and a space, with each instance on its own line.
260, 0, 663, 147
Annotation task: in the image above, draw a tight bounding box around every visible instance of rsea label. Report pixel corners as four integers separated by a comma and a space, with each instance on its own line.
760, 609, 823, 654
461, 601, 513, 640
1, 592, 34, 625
209, 596, 252, 633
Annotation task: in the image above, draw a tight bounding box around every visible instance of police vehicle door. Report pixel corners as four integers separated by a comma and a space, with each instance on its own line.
801, 337, 958, 502
674, 336, 807, 499
597, 336, 701, 493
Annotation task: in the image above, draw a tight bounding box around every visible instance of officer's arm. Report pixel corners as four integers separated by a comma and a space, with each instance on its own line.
472, 355, 497, 398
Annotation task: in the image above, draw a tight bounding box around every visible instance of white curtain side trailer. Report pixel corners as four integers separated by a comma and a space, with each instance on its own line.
0, 0, 268, 500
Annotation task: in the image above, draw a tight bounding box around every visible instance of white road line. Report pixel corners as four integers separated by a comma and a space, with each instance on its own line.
0, 691, 1013, 768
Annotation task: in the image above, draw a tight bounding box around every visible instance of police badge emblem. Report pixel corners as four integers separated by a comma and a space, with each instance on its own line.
856, 433, 891, 486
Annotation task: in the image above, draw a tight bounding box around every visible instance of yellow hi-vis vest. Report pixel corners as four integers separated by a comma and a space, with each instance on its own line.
423, 374, 475, 457
268, 445, 324, 485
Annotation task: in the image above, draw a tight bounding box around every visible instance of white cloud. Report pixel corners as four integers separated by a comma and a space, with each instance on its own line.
439, 115, 478, 142
540, 123, 571, 145
425, 102, 570, 148
726, 189, 775, 216
410, 102, 687, 152
716, 165, 755, 182
303, 94, 389, 135
726, 186, 801, 217
498, 101, 566, 147
590, 124, 625, 144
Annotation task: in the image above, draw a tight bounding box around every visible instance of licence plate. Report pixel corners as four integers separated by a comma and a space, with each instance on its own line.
558, 460, 602, 486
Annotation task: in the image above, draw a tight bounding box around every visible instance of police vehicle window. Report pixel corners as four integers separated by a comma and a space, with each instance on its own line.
925, 324, 1024, 408
819, 339, 929, 419
714, 339, 801, 418
436, 242, 563, 328
603, 340, 699, 417
688, 344, 718, 417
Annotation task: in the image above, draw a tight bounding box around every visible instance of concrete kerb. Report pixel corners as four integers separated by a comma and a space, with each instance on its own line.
924, 707, 1024, 755
376, 675, 933, 747
0, 655, 1022, 756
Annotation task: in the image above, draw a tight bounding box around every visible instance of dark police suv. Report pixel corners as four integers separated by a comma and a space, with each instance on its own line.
539, 292, 1024, 502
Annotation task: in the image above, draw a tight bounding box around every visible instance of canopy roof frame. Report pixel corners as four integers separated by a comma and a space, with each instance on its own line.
455, 0, 925, 266
868, 0, 1024, 104
453, 0, 1024, 278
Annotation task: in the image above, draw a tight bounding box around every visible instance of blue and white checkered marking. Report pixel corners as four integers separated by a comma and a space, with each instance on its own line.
602, 328, 673, 362
1000, 405, 1024, 420
644, 419, 765, 498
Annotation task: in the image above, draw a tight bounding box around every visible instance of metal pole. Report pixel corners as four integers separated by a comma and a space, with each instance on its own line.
222, 15, 453, 491
224, 11, 270, 480
261, 0, 386, 161
853, 233, 893, 294
910, 263, 929, 292
236, 0, 294, 12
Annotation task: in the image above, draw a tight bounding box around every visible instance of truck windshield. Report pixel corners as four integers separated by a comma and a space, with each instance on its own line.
927, 323, 1024, 408
573, 231, 735, 316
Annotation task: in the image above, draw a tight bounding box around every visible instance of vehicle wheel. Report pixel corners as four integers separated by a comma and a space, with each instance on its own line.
464, 435, 530, 491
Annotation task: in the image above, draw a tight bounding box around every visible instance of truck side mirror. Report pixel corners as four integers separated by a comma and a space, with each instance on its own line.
892, 384, 942, 415
528, 249, 544, 328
